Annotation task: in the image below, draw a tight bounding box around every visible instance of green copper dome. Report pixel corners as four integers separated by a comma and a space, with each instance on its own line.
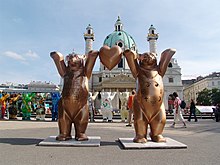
103, 16, 137, 51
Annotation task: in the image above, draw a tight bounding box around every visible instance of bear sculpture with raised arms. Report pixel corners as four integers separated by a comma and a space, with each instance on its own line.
50, 50, 98, 141
124, 48, 176, 143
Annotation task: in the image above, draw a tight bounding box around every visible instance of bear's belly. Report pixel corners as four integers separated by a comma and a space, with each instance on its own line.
62, 76, 88, 99
137, 78, 163, 120
61, 77, 89, 118
61, 92, 88, 119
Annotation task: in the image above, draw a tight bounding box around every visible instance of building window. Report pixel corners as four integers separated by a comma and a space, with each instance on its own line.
168, 62, 173, 68
132, 44, 136, 51
118, 59, 123, 68
212, 81, 215, 86
99, 77, 102, 82
168, 77, 174, 83
118, 25, 121, 31
117, 42, 123, 47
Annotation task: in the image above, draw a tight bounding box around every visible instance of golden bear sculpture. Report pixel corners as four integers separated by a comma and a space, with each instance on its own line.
50, 50, 98, 141
124, 48, 176, 143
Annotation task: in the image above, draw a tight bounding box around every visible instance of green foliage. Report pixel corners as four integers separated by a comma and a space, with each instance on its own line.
197, 88, 220, 105
196, 88, 212, 105
211, 88, 220, 105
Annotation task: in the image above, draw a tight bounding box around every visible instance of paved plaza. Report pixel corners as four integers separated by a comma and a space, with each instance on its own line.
0, 118, 220, 165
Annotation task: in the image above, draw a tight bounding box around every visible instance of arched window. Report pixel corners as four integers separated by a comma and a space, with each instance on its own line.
168, 62, 173, 68
118, 25, 121, 31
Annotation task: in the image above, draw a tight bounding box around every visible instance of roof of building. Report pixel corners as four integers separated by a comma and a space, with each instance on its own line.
103, 16, 137, 51
182, 72, 220, 86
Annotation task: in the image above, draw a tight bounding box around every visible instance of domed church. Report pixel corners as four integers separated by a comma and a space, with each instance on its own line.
84, 16, 183, 111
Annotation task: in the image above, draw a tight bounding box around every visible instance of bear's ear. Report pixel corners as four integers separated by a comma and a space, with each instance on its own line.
150, 52, 157, 58
138, 53, 144, 61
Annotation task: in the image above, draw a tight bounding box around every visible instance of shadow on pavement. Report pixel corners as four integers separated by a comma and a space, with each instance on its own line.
0, 138, 43, 145
100, 141, 118, 146
100, 140, 125, 149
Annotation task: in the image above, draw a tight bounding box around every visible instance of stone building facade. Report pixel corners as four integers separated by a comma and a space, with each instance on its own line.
84, 17, 183, 111
183, 72, 220, 106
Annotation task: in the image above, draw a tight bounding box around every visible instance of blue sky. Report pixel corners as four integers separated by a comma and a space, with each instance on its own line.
1, 0, 220, 85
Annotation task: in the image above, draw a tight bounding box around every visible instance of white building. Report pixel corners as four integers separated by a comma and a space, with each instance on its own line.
27, 81, 59, 93
183, 72, 220, 105
147, 25, 183, 110
84, 17, 183, 111
0, 81, 59, 93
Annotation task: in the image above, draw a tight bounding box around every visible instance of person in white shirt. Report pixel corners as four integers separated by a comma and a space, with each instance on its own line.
171, 92, 187, 128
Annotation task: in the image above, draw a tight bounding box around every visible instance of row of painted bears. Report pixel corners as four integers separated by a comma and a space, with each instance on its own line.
50, 45, 176, 143
0, 92, 61, 121
99, 92, 130, 122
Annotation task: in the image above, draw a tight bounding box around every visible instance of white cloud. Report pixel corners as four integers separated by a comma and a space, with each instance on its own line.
3, 51, 26, 61
3, 50, 39, 63
25, 50, 40, 59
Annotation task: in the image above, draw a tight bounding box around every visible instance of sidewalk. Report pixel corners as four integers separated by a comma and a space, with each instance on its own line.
0, 119, 220, 165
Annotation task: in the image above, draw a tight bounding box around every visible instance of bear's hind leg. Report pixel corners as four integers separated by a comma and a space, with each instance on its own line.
149, 105, 166, 142
74, 105, 89, 141
133, 119, 148, 143
56, 102, 72, 141
56, 112, 72, 141
133, 98, 148, 143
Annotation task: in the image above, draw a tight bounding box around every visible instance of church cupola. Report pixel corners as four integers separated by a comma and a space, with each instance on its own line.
104, 17, 136, 51
103, 17, 137, 71
114, 16, 123, 31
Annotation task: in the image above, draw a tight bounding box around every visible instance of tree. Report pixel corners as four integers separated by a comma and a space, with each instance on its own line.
211, 88, 220, 105
197, 88, 220, 106
196, 88, 212, 105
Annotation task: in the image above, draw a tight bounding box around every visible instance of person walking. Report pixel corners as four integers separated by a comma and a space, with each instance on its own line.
188, 99, 198, 122
171, 92, 187, 128
126, 90, 136, 127
214, 103, 220, 122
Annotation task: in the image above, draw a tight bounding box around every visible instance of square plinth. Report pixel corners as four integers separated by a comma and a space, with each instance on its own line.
38, 136, 101, 147
118, 137, 187, 149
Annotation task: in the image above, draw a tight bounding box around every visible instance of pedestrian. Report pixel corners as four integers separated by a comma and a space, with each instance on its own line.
126, 90, 136, 127
171, 92, 187, 128
88, 92, 98, 122
214, 103, 220, 122
188, 99, 198, 122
